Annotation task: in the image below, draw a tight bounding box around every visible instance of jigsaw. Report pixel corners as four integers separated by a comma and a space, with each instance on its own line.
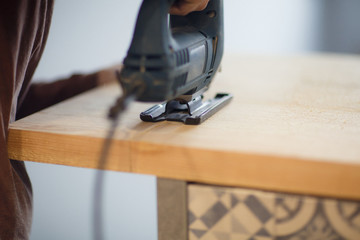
111, 0, 232, 124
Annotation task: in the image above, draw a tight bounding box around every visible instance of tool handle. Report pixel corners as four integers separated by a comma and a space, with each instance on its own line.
127, 0, 223, 60
170, 0, 224, 71
120, 0, 224, 102
127, 0, 176, 56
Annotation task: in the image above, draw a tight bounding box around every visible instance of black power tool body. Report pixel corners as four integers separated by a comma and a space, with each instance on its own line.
116, 0, 232, 124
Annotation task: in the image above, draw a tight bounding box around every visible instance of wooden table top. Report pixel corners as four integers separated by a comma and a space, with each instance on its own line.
8, 54, 360, 200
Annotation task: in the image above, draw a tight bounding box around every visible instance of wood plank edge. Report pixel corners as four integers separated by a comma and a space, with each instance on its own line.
7, 129, 131, 172
8, 128, 360, 200
131, 141, 360, 200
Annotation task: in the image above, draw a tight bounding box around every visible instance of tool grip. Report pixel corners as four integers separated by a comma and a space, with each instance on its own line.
127, 0, 176, 56
120, 0, 223, 102
127, 0, 223, 57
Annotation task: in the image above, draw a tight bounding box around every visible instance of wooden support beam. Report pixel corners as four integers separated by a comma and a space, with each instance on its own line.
157, 178, 187, 240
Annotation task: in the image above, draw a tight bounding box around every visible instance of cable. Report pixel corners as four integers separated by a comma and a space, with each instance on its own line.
92, 91, 137, 240
93, 114, 119, 240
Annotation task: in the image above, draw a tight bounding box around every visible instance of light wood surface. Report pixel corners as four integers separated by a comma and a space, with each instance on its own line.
8, 54, 360, 200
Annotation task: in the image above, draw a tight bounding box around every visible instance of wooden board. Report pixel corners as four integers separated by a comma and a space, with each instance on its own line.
8, 54, 360, 200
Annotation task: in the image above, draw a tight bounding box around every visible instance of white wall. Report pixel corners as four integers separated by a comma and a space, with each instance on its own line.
34, 0, 141, 79
28, 0, 359, 239
224, 0, 320, 54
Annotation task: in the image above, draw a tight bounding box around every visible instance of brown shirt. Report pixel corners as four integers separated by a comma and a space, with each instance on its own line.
1, 1, 99, 238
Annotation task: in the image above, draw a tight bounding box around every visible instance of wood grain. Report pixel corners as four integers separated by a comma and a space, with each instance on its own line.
8, 54, 360, 199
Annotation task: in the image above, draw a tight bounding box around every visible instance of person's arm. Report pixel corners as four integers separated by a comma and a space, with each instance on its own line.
16, 66, 118, 120
170, 0, 209, 15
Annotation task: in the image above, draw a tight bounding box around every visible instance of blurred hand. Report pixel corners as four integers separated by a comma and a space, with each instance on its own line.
170, 0, 209, 16
96, 64, 122, 86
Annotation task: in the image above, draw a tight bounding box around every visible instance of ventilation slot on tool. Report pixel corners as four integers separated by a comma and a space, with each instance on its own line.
175, 49, 190, 66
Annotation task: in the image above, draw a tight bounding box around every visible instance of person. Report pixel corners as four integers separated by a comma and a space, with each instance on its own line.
0, 0, 209, 239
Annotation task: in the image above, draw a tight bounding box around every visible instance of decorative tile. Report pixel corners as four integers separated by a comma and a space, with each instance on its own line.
274, 194, 318, 237
200, 202, 228, 229
274, 195, 360, 239
244, 195, 272, 224
188, 185, 276, 240
323, 199, 360, 240
188, 184, 360, 240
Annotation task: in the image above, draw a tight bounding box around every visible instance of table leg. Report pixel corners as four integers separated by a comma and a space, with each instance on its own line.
157, 178, 187, 240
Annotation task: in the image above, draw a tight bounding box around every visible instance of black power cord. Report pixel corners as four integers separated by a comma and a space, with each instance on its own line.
92, 89, 138, 240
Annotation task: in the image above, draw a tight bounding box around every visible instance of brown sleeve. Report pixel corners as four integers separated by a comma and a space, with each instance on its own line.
0, 1, 54, 239
16, 72, 99, 120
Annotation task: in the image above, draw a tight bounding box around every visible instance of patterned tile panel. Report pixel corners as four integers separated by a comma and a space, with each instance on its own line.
188, 185, 275, 240
188, 184, 360, 240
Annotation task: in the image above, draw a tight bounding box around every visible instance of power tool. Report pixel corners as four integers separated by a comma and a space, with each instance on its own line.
111, 0, 232, 124
97, 2, 233, 238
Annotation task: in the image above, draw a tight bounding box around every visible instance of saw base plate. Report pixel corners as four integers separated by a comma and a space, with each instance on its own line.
140, 93, 233, 125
